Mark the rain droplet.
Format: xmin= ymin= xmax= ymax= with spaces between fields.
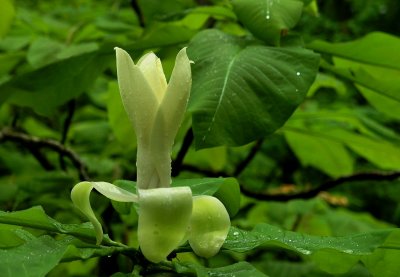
xmin=343 ymin=249 xmax=354 ymax=254
xmin=233 ymin=231 xmax=239 ymax=236
xmin=296 ymin=72 xmax=301 ymax=76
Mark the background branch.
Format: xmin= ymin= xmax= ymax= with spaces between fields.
xmin=172 ymin=128 xmax=194 ymax=177
xmin=233 ymin=139 xmax=263 ymax=177
xmin=0 ymin=128 xmax=89 ymax=180
xmin=131 ymin=0 xmax=145 ymax=27
xmin=59 ymin=100 xmax=76 ymax=170
xmin=240 ymin=171 xmax=400 ymax=201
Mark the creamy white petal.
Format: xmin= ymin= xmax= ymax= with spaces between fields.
xmin=92 ymin=181 xmax=138 ymax=202
xmin=188 ymin=195 xmax=231 ymax=258
xmin=138 ymin=187 xmax=192 ymax=263
xmin=115 ymin=47 xmax=162 ymax=190
xmin=71 ymin=181 xmax=139 ymax=245
xmin=137 ymin=52 xmax=167 ymax=103
xmin=115 ymin=47 xmax=158 ymax=146
xmin=150 ymin=48 xmax=192 ymax=188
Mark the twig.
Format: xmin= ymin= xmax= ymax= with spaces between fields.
xmin=171 ymin=128 xmax=194 ymax=177
xmin=27 ymin=146 xmax=55 ymax=171
xmin=180 ymin=164 xmax=227 ymax=177
xmin=59 ymin=100 xmax=76 ymax=170
xmin=240 ymin=171 xmax=400 ymax=201
xmin=233 ymin=139 xmax=263 ymax=177
xmin=131 ymin=0 xmax=145 ymax=27
xmin=0 ymin=128 xmax=89 ymax=180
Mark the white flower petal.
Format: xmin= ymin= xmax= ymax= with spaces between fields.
xmin=115 ymin=47 xmax=158 ymax=146
xmin=92 ymin=181 xmax=138 ymax=202
xmin=149 ymin=47 xmax=192 ymax=188
xmin=137 ymin=52 xmax=168 ymax=103
xmin=71 ymin=181 xmax=103 ymax=244
xmin=138 ymin=187 xmax=192 ymax=263
xmin=188 ymin=195 xmax=231 ymax=258
xmin=71 ymin=181 xmax=138 ymax=244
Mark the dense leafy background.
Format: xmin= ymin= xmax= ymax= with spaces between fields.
xmin=1 ymin=0 xmax=400 ymax=276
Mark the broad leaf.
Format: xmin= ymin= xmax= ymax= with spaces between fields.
xmin=188 ymin=29 xmax=319 ymax=148
xmin=0 ymin=50 xmax=113 ymax=115
xmin=0 ymin=206 xmax=120 ymax=246
xmin=0 ymin=229 xmax=131 ymax=277
xmin=0 ymin=52 xmax=24 ymax=76
xmin=0 ymin=232 xmax=72 ymax=277
xmin=223 ymin=224 xmax=398 ymax=274
xmin=284 ymin=127 xmax=354 ymax=177
xmin=308 ymin=32 xmax=400 ymax=104
xmin=308 ymin=32 xmax=400 ymax=71
xmin=174 ymin=261 xmax=269 ymax=277
xmin=232 ymin=0 xmax=303 ymax=45
xmin=332 ymin=58 xmax=400 ymax=119
xmin=0 ymin=0 xmax=15 ymax=38
xmin=326 ymin=129 xmax=400 ymax=171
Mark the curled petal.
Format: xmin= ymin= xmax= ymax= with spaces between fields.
xmin=71 ymin=181 xmax=138 ymax=244
xmin=137 ymin=52 xmax=168 ymax=103
xmin=154 ymin=47 xmax=192 ymax=150
xmin=188 ymin=195 xmax=231 ymax=258
xmin=138 ymin=187 xmax=192 ymax=263
xmin=150 ymin=47 xmax=192 ymax=188
xmin=114 ymin=47 xmax=158 ymax=147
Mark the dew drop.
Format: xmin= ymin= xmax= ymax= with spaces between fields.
xmin=233 ymin=231 xmax=239 ymax=236
xmin=296 ymin=72 xmax=301 ymax=76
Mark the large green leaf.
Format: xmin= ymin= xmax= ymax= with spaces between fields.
xmin=332 ymin=58 xmax=400 ymax=119
xmin=362 ymin=230 xmax=400 ymax=277
xmin=0 ymin=229 xmax=131 ymax=277
xmin=174 ymin=261 xmax=269 ymax=277
xmin=285 ymin=128 xmax=353 ymax=177
xmin=223 ymin=224 xmax=399 ymax=275
xmin=308 ymin=32 xmax=400 ymax=105
xmin=0 ymin=232 xmax=72 ymax=277
xmin=0 ymin=52 xmax=24 ymax=76
xmin=0 ymin=206 xmax=120 ymax=246
xmin=187 ymin=29 xmax=319 ymax=148
xmin=308 ymin=32 xmax=400 ymax=71
xmin=326 ymin=129 xmax=400 ymax=171
xmin=0 ymin=50 xmax=113 ymax=115
xmin=0 ymin=0 xmax=15 ymax=38
xmin=232 ymin=0 xmax=303 ymax=45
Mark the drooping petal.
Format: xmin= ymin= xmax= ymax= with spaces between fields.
xmin=71 ymin=181 xmax=138 ymax=244
xmin=71 ymin=181 xmax=103 ymax=244
xmin=150 ymin=47 xmax=192 ymax=188
xmin=138 ymin=187 xmax=193 ymax=263
xmin=114 ymin=47 xmax=158 ymax=146
xmin=137 ymin=52 xmax=168 ymax=103
xmin=188 ymin=195 xmax=230 ymax=258
xmin=92 ymin=181 xmax=139 ymax=202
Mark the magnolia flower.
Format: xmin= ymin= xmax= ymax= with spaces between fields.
xmin=71 ymin=47 xmax=231 ymax=263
